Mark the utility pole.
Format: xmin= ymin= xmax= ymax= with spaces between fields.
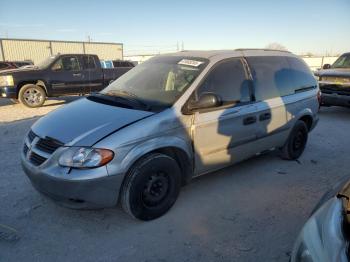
xmin=181 ymin=41 xmax=184 ymax=51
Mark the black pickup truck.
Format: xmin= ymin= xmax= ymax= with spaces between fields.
xmin=316 ymin=52 xmax=350 ymax=107
xmin=0 ymin=54 xmax=133 ymax=107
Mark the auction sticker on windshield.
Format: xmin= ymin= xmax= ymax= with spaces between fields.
xmin=178 ymin=59 xmax=204 ymax=67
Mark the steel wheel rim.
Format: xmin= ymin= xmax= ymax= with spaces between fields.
xmin=293 ymin=130 xmax=305 ymax=151
xmin=23 ymin=88 xmax=43 ymax=106
xmin=142 ymin=172 xmax=170 ymax=207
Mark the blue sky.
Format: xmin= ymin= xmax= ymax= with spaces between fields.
xmin=0 ymin=0 xmax=349 ymax=55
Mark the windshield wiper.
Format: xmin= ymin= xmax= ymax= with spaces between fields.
xmin=104 ymin=90 xmax=151 ymax=111
xmin=106 ymin=90 xmax=137 ymax=97
xmin=87 ymin=93 xmax=134 ymax=109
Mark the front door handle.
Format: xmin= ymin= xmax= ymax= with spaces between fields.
xmin=259 ymin=112 xmax=271 ymax=121
xmin=243 ymin=116 xmax=257 ymax=125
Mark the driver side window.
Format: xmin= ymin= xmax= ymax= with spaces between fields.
xmin=52 ymin=56 xmax=80 ymax=71
xmin=196 ymin=58 xmax=250 ymax=106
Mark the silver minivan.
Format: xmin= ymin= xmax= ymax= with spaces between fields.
xmin=21 ymin=49 xmax=319 ymax=220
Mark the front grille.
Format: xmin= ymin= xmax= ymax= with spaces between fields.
xmin=29 ymin=151 xmax=47 ymax=166
xmin=24 ymin=129 xmax=63 ymax=166
xmin=321 ymin=86 xmax=350 ymax=96
xmin=23 ymin=144 xmax=29 ymax=155
xmin=28 ymin=130 xmax=36 ymax=143
xmin=36 ymin=138 xmax=62 ymax=154
xmin=322 ymin=76 xmax=350 ymax=83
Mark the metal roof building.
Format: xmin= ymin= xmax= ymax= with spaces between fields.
xmin=0 ymin=38 xmax=123 ymax=64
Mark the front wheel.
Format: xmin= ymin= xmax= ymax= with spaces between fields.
xmin=18 ymin=84 xmax=46 ymax=108
xmin=121 ymin=153 xmax=182 ymax=220
xmin=280 ymin=120 xmax=308 ymax=160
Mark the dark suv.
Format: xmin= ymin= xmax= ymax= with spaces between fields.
xmin=316 ymin=52 xmax=350 ymax=107
xmin=0 ymin=54 xmax=132 ymax=107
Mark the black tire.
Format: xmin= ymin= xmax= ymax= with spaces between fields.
xmin=18 ymin=84 xmax=46 ymax=108
xmin=121 ymin=153 xmax=182 ymax=221
xmin=280 ymin=120 xmax=308 ymax=160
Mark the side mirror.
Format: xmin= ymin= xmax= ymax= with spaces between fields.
xmin=188 ymin=93 xmax=222 ymax=111
xmin=52 ymin=64 xmax=62 ymax=71
xmin=322 ymin=64 xmax=331 ymax=70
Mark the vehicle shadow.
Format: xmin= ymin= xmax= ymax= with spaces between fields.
xmin=0 ymin=96 xmax=83 ymax=124
xmin=319 ymin=106 xmax=350 ymax=117
xmin=41 ymin=96 xmax=83 ymax=107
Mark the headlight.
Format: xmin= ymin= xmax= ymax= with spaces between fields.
xmin=292 ymin=241 xmax=313 ymax=262
xmin=0 ymin=75 xmax=14 ymax=86
xmin=58 ymin=147 xmax=114 ymax=168
xmin=290 ymin=198 xmax=347 ymax=262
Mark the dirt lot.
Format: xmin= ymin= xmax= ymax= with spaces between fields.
xmin=0 ymin=98 xmax=349 ymax=262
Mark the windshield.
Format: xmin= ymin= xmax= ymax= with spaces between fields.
xmin=100 ymin=56 xmax=208 ymax=111
xmin=36 ymin=56 xmax=57 ymax=68
xmin=332 ymin=54 xmax=350 ymax=69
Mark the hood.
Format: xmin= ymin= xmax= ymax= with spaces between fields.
xmin=317 ymin=68 xmax=350 ymax=78
xmin=31 ymin=98 xmax=154 ymax=146
xmin=0 ymin=66 xmax=41 ymax=75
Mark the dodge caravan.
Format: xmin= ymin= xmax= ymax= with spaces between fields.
xmin=21 ymin=49 xmax=319 ymax=220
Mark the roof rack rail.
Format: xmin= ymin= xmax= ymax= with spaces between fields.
xmin=235 ymin=48 xmax=291 ymax=53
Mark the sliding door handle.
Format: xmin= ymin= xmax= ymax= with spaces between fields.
xmin=259 ymin=112 xmax=271 ymax=121
xmin=243 ymin=116 xmax=257 ymax=125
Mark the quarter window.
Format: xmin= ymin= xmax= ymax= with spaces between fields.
xmin=246 ymin=56 xmax=295 ymax=100
xmin=196 ymin=59 xmax=250 ymax=105
xmin=287 ymin=57 xmax=317 ymax=91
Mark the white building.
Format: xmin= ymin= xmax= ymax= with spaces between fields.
xmin=0 ymin=38 xmax=124 ymax=64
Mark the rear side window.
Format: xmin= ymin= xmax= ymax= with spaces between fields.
xmin=286 ymin=57 xmax=317 ymax=91
xmin=196 ymin=58 xmax=250 ymax=105
xmin=113 ymin=61 xmax=133 ymax=67
xmin=113 ymin=61 xmax=121 ymax=67
xmin=246 ymin=56 xmax=294 ymax=100
xmin=82 ymin=56 xmax=96 ymax=70
xmin=125 ymin=61 xmax=134 ymax=67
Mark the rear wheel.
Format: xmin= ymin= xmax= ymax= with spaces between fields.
xmin=19 ymin=84 xmax=46 ymax=108
xmin=121 ymin=153 xmax=182 ymax=220
xmin=280 ymin=120 xmax=308 ymax=160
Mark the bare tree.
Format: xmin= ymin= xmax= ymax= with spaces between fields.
xmin=265 ymin=42 xmax=288 ymax=51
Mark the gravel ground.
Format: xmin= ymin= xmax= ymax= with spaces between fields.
xmin=0 ymin=98 xmax=349 ymax=262
xmin=0 ymin=96 xmax=80 ymax=123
